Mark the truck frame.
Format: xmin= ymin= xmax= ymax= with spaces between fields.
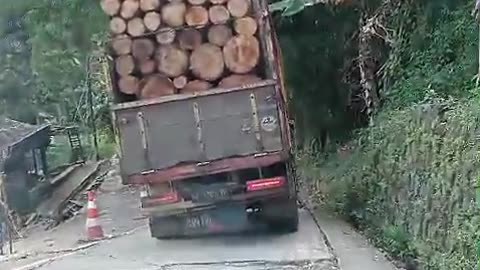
xmin=110 ymin=0 xmax=298 ymax=238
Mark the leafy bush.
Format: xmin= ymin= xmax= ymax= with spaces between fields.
xmin=299 ymin=100 xmax=480 ymax=269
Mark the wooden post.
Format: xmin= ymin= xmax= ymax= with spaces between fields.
xmin=32 ymin=149 xmax=38 ymax=175
xmin=0 ymin=173 xmax=13 ymax=254
xmin=87 ymin=56 xmax=100 ymax=161
xmin=40 ymin=147 xmax=49 ymax=179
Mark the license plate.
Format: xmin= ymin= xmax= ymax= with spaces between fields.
xmin=185 ymin=214 xmax=213 ymax=229
xmin=190 ymin=184 xmax=232 ymax=203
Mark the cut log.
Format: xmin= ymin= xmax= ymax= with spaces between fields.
xmin=156 ymin=45 xmax=189 ymax=77
xmin=162 ymin=3 xmax=186 ymax=27
xmin=156 ymin=28 xmax=176 ymax=44
xmin=101 ymin=0 xmax=121 ymax=16
xmin=173 ymin=75 xmax=188 ymax=89
xmin=210 ymin=0 xmax=227 ymax=4
xmin=111 ymin=35 xmax=132 ymax=55
xmin=127 ymin=18 xmax=146 ymax=37
xmin=139 ymin=59 xmax=156 ymax=75
xmin=182 ymin=80 xmax=212 ymax=93
xmin=209 ymin=5 xmax=230 ymax=25
xmin=227 ymin=0 xmax=250 ymax=18
xmin=219 ymin=74 xmax=261 ymax=88
xmin=110 ymin=17 xmax=127 ymax=34
xmin=185 ymin=6 xmax=209 ymax=27
xmin=115 ymin=55 xmax=135 ymax=76
xmin=140 ymin=0 xmax=160 ymax=11
xmin=139 ymin=74 xmax=175 ymax=98
xmin=132 ymin=38 xmax=155 ymax=61
xmin=207 ymin=24 xmax=232 ymax=46
xmin=144 ymin=12 xmax=161 ymax=32
xmin=118 ymin=75 xmax=139 ymax=95
xmin=234 ymin=17 xmax=257 ymax=35
xmin=190 ymin=44 xmax=225 ymax=81
xmin=188 ymin=0 xmax=206 ymax=5
xmin=121 ymin=0 xmax=140 ymax=19
xmin=223 ymin=35 xmax=259 ymax=74
xmin=178 ymin=29 xmax=202 ymax=50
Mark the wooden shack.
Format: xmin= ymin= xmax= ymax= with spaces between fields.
xmin=0 ymin=118 xmax=51 ymax=215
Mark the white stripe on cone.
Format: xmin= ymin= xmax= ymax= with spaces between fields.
xmin=86 ymin=217 xmax=100 ymax=228
xmin=87 ymin=200 xmax=96 ymax=209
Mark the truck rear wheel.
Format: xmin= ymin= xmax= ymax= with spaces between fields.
xmin=278 ymin=199 xmax=299 ymax=232
xmin=148 ymin=216 xmax=180 ymax=239
xmin=264 ymin=198 xmax=299 ymax=233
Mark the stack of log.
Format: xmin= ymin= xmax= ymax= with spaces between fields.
xmin=101 ymin=0 xmax=264 ymax=100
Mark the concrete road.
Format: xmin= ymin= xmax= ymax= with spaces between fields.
xmin=15 ymin=210 xmax=337 ymax=270
xmin=1 ymin=160 xmax=397 ymax=270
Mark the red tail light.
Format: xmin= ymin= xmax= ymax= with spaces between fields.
xmin=246 ymin=176 xmax=286 ymax=192
xmin=143 ymin=192 xmax=179 ymax=207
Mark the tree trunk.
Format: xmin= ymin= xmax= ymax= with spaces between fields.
xmin=127 ymin=18 xmax=146 ymax=37
xmin=118 ymin=75 xmax=139 ymax=95
xmin=181 ymin=80 xmax=212 ymax=93
xmin=209 ymin=5 xmax=230 ymax=25
xmin=101 ymin=0 xmax=121 ymax=16
xmin=190 ymin=44 xmax=225 ymax=81
xmin=121 ymin=0 xmax=140 ymax=19
xmin=156 ymin=27 xmax=176 ymax=44
xmin=156 ymin=45 xmax=189 ymax=77
xmin=173 ymin=75 xmax=188 ymax=89
xmin=132 ymin=38 xmax=155 ymax=61
xmin=162 ymin=3 xmax=187 ymax=27
xmin=188 ymin=0 xmax=206 ymax=5
xmin=358 ymin=12 xmax=380 ymax=119
xmin=223 ymin=35 xmax=259 ymax=74
xmin=140 ymin=0 xmax=160 ymax=12
xmin=234 ymin=17 xmax=257 ymax=36
xmin=185 ymin=6 xmax=209 ymax=27
xmin=178 ymin=29 xmax=202 ymax=50
xmin=111 ymin=35 xmax=132 ymax=55
xmin=139 ymin=59 xmax=156 ymax=75
xmin=208 ymin=24 xmax=232 ymax=46
xmin=227 ymin=0 xmax=250 ymax=18
xmin=115 ymin=55 xmax=135 ymax=76
xmin=144 ymin=12 xmax=161 ymax=32
xmin=219 ymin=74 xmax=261 ymax=88
xmin=110 ymin=17 xmax=127 ymax=34
xmin=139 ymin=74 xmax=175 ymax=98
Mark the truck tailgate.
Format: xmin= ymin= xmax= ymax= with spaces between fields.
xmin=114 ymin=81 xmax=285 ymax=177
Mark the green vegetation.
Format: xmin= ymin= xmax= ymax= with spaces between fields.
xmin=277 ymin=0 xmax=480 ymax=269
xmin=298 ymin=100 xmax=479 ymax=269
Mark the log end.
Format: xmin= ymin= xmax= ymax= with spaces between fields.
xmin=139 ymin=74 xmax=176 ymax=99
xmin=190 ymin=44 xmax=225 ymax=81
xmin=223 ymin=35 xmax=259 ymax=74
xmin=181 ymin=80 xmax=212 ymax=94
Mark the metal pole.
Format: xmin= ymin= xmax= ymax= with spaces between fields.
xmin=87 ymin=56 xmax=100 ymax=161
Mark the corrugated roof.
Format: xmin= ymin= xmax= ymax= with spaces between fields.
xmin=0 ymin=117 xmax=39 ymax=151
xmin=0 ymin=118 xmax=50 ymax=170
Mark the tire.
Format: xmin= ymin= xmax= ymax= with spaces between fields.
xmin=148 ymin=216 xmax=180 ymax=239
xmin=265 ymin=199 xmax=299 ymax=233
xmin=280 ymin=200 xmax=299 ymax=232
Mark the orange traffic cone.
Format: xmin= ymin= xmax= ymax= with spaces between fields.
xmin=86 ymin=191 xmax=104 ymax=240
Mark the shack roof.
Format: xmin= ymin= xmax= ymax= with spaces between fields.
xmin=0 ymin=118 xmax=50 ymax=169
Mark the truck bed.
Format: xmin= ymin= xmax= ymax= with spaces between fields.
xmin=114 ymin=80 xmax=289 ymax=183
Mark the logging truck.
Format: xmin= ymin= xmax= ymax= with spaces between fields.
xmin=101 ymin=0 xmax=298 ymax=238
